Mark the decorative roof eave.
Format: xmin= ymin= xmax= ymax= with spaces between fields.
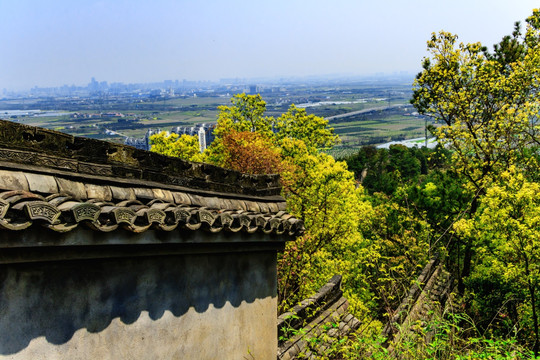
xmin=0 ymin=189 xmax=304 ymax=237
xmin=0 ymin=166 xmax=304 ymax=237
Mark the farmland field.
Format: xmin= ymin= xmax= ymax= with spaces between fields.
xmin=0 ymin=78 xmax=428 ymax=150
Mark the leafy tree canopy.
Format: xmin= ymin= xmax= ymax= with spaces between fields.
xmin=214 ymin=93 xmax=273 ymax=137
xmin=411 ymin=9 xmax=540 ymax=355
xmin=274 ymin=104 xmax=339 ymax=151
xmin=412 ymin=10 xmax=540 ymax=191
xmin=149 ymin=131 xmax=203 ymax=162
xmin=456 ymin=167 xmax=540 ymax=353
xmin=220 ymin=130 xmax=282 ymax=175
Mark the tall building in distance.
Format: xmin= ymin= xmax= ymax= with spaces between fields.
xmin=124 ymin=128 xmax=160 ymax=150
xmin=198 ymin=127 xmax=207 ymax=153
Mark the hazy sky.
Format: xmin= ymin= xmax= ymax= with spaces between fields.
xmin=0 ymin=1 xmax=538 ymax=90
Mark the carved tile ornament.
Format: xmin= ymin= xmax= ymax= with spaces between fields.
xmin=71 ymin=203 xmax=101 ymax=222
xmin=112 ymin=208 xmax=137 ymax=225
xmin=24 ymin=202 xmax=61 ymax=224
xmin=198 ymin=210 xmax=215 ymax=225
xmin=173 ymin=209 xmax=191 ymax=223
xmin=144 ymin=209 xmax=166 ymax=224
xmin=0 ymin=189 xmax=304 ymax=236
xmin=0 ymin=149 xmax=78 ymax=171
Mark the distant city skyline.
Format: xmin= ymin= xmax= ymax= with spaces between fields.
xmin=20 ymin=71 xmax=415 ymax=91
xmin=1 ymin=1 xmax=538 ymax=91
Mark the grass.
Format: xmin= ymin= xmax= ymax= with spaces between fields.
xmin=158 ymin=96 xmax=230 ymax=107
xmin=329 ymin=112 xmax=425 ymax=149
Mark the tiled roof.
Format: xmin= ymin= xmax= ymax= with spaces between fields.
xmin=0 ymin=189 xmax=302 ymax=235
xmin=0 ymin=120 xmax=303 ymax=237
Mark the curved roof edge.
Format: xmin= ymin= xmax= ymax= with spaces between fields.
xmin=0 ymin=189 xmax=303 ymax=237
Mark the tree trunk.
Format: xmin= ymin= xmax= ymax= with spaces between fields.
xmin=525 ymin=253 xmax=539 ymax=356
xmin=458 ymin=197 xmax=479 ymax=296
xmin=529 ymin=282 xmax=539 ymax=357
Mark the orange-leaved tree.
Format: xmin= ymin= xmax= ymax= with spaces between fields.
xmin=220 ymin=130 xmax=282 ymax=175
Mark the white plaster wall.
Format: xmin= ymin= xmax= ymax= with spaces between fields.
xmin=0 ymin=248 xmax=279 ymax=360
xmin=3 ymin=298 xmax=276 ymax=360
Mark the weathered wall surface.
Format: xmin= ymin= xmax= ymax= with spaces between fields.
xmin=0 ymin=245 xmax=278 ymax=360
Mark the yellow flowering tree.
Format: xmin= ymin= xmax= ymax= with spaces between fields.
xmin=274 ymin=104 xmax=339 ymax=151
xmin=458 ymin=168 xmax=540 ymax=355
xmin=204 ymin=93 xmax=274 ymax=165
xmin=150 ymin=131 xmax=204 ymax=162
xmin=277 ymin=137 xmax=374 ymax=315
xmin=412 ymin=10 xmax=540 ymax=294
xmin=412 ymin=28 xmax=540 ymax=191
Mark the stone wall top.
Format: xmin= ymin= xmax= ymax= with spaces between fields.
xmin=0 ymin=120 xmax=282 ymax=197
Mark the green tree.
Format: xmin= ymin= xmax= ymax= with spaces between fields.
xmin=344 ymin=145 xmax=439 ymax=196
xmin=204 ymin=93 xmax=274 ymax=165
xmin=456 ymin=167 xmax=540 ymax=354
xmin=274 ymin=104 xmax=339 ymax=151
xmin=483 ymin=21 xmax=527 ymax=68
xmin=150 ymin=131 xmax=203 ymax=162
xmin=411 ymin=10 xmax=540 ymax=294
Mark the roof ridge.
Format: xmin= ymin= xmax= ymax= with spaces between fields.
xmin=0 ymin=120 xmax=282 ymax=196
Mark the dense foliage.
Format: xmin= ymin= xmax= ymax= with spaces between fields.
xmin=409 ymin=8 xmax=540 ymax=357
xmin=150 ymin=9 xmax=540 ymax=358
xmin=149 ymin=131 xmax=203 ymax=162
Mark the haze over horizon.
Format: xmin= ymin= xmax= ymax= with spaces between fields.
xmin=1 ymin=0 xmax=538 ymax=91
